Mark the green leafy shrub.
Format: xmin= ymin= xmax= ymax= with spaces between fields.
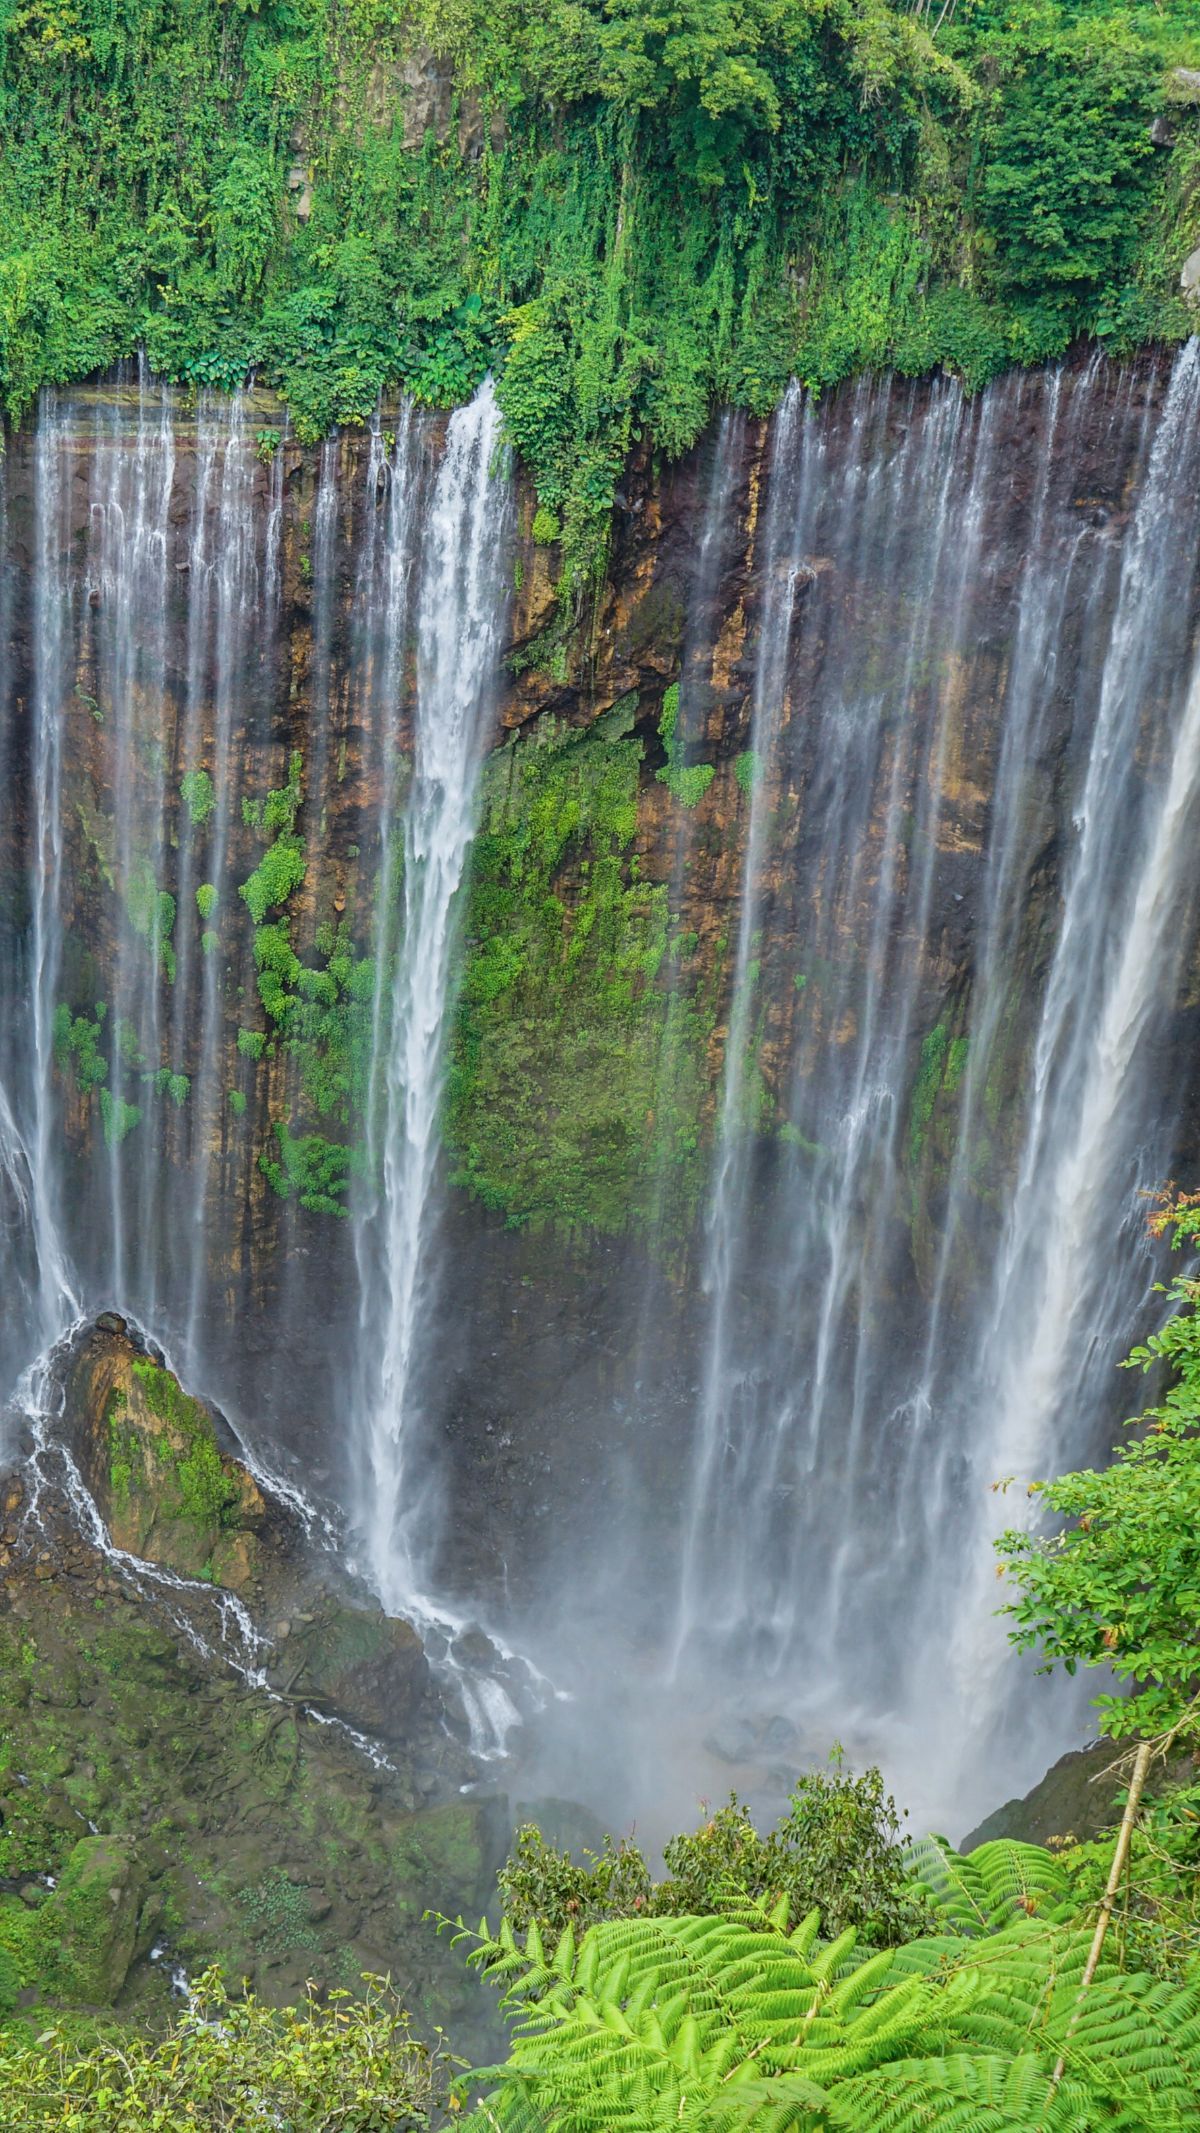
xmin=52 ymin=1004 xmax=107 ymax=1092
xmin=978 ymin=24 xmax=1156 ymax=309
xmin=180 ymin=771 xmax=215 ymax=829
xmin=0 ymin=1967 xmax=443 ymax=2130
xmin=454 ymin=1894 xmax=1200 ymax=2133
xmin=998 ymin=1190 xmax=1200 ymax=1739
xmin=129 ymin=1358 xmax=241 ymax=1530
xmin=498 ymin=1757 xmax=931 ymax=1949
xmin=733 ymin=748 xmax=760 ymax=795
xmin=212 ymin=143 xmax=279 ymax=303
xmin=124 ymin=863 xmax=175 ymax=978
xmin=655 ymin=682 xmax=715 ymax=808
xmin=240 ymin=836 xmax=305 ymax=925
xmin=259 ymin=1121 xmax=355 ymax=1217
xmin=1061 ymin=1781 xmax=1200 ymax=1978
xmin=98 ymin=1090 xmax=140 ymax=1147
xmin=195 ymin=882 xmax=217 ymax=920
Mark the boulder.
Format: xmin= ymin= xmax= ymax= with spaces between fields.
xmin=64 ymin=1321 xmax=266 ymax=1585
xmin=35 ymin=1836 xmax=144 ymax=2004
xmin=389 ymin=1796 xmax=511 ymax=1919
xmin=271 ymin=1600 xmax=431 ymax=1740
xmin=1182 ymin=244 xmax=1200 ymax=303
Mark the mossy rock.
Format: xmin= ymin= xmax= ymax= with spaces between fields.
xmin=389 ymin=1798 xmax=509 ymax=1919
xmin=63 ymin=1321 xmax=265 ymax=1583
xmin=272 ymin=1603 xmax=431 ymax=1741
xmin=0 ymin=1837 xmax=145 ymax=2006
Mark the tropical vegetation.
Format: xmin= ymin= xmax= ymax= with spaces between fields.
xmin=998 ymin=1189 xmax=1200 ymax=1747
xmin=4 ymin=1 xmax=1200 ymax=594
xmin=451 ymin=1843 xmax=1200 ymax=2132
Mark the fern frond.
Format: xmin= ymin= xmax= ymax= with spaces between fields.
xmin=815 ymin=2052 xmax=1099 ymax=2133
xmin=908 ymin=1836 xmax=1074 ymax=1935
xmin=465 ymin=1905 xmax=1200 ymax=2133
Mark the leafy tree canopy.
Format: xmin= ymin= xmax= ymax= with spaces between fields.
xmin=499 ymin=1754 xmax=932 ymax=1947
xmin=998 ymin=1192 xmax=1200 ymax=1742
xmin=2 ymin=1 xmax=1199 ymax=588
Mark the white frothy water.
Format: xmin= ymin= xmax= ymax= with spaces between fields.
xmin=669 ymin=348 xmax=1200 ymax=1821
xmin=948 ymin=342 xmax=1200 ymax=1738
xmin=347 ymin=380 xmax=529 ymax=1756
xmin=355 ymin=380 xmax=511 ymax=1607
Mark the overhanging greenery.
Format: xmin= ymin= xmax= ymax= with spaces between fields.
xmin=3 ymin=1 xmax=1200 ymax=598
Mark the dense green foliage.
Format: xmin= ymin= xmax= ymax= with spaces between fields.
xmin=453 ymin=1854 xmax=1200 ymax=2132
xmin=1062 ymin=1780 xmax=1200 ymax=1979
xmin=3 ymin=1 xmax=1200 ymax=594
xmin=498 ymin=1759 xmax=931 ymax=1948
xmin=447 ymin=710 xmax=718 ymax=1235
xmin=0 ymin=1969 xmax=444 ymax=2130
xmin=235 ymin=750 xmax=377 ymax=1210
xmin=997 ymin=1193 xmax=1200 ymax=1742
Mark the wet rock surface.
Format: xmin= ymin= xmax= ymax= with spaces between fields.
xmin=961 ymin=1736 xmax=1199 ymax=1851
xmin=0 ymin=1323 xmax=516 ymax=2046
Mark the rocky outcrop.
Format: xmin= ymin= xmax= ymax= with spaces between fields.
xmin=270 ymin=1604 xmax=430 ymax=1744
xmin=59 ymin=1317 xmax=442 ymax=1746
xmin=0 ymin=1835 xmax=147 ymax=2009
xmin=0 ymin=1344 xmax=514 ymax=2041
xmin=67 ymin=1316 xmax=269 ymax=1583
xmin=961 ymin=1737 xmax=1199 ymax=1851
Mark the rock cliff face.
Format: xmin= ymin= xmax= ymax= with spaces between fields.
xmin=0 ymin=376 xmax=768 ymax=1529
xmin=3 ymin=349 xmax=1200 ymax=1817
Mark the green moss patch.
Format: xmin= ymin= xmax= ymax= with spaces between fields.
xmin=447 ymin=717 xmax=716 ymax=1237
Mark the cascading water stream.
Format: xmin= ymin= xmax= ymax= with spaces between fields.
xmin=27 ymin=392 xmax=81 ymax=1357
xmin=673 ymin=380 xmax=806 ymax=1665
xmin=678 ymin=375 xmax=1004 ymax=1661
xmin=668 ymin=347 xmax=1200 ymax=1818
xmin=355 ymin=380 xmax=512 ymax=1597
xmin=181 ymin=394 xmax=264 ymax=1368
xmin=946 ymin=341 xmax=1200 ymax=1741
xmin=87 ymin=367 xmax=176 ymax=1313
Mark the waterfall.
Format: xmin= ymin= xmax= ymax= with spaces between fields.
xmin=179 ymin=393 xmax=264 ymax=1367
xmin=23 ymin=392 xmax=82 ymax=1360
xmin=12 ymin=379 xmax=273 ymax=1399
xmin=946 ymin=342 xmax=1200 ymax=1744
xmin=670 ymin=348 xmax=1200 ymax=1815
xmin=8 ymin=351 xmax=1200 ymax=1823
xmin=86 ymin=368 xmax=176 ymax=1311
xmin=677 ymin=374 xmax=1002 ymax=1665
xmin=673 ymin=381 xmax=808 ymax=1662
xmin=355 ymin=379 xmax=512 ymax=1611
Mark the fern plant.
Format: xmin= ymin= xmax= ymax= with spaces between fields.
xmin=906 ymin=1834 xmax=1076 ymax=1934
xmin=451 ymin=1887 xmax=1200 ymax=2132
